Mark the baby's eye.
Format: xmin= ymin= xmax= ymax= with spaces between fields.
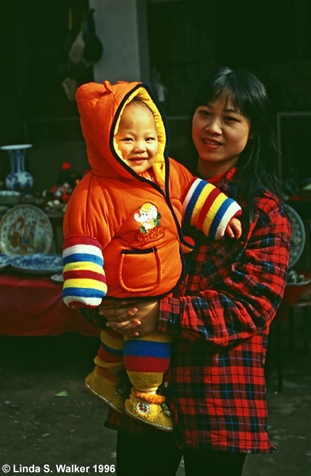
xmin=146 ymin=136 xmax=156 ymax=141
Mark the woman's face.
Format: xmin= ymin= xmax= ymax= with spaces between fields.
xmin=192 ymin=95 xmax=251 ymax=178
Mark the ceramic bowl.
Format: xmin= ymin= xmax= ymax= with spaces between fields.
xmin=0 ymin=191 xmax=21 ymax=207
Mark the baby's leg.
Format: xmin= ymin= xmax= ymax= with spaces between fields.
xmin=123 ymin=333 xmax=171 ymax=391
xmin=95 ymin=328 xmax=124 ymax=373
xmin=85 ymin=329 xmax=125 ymax=413
xmin=123 ymin=333 xmax=173 ymax=431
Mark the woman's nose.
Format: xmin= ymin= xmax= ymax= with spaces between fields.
xmin=206 ymin=118 xmax=222 ymax=134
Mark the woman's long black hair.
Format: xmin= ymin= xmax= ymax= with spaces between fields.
xmin=184 ymin=66 xmax=284 ymax=221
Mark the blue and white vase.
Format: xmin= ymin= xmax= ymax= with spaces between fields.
xmin=1 ymin=144 xmax=33 ymax=194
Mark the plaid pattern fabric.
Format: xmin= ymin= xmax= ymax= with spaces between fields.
xmin=104 ymin=167 xmax=290 ymax=453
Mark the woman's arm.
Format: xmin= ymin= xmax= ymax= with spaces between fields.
xmin=159 ymin=197 xmax=290 ymax=348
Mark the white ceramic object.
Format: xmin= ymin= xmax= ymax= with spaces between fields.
xmin=0 ymin=253 xmax=11 ymax=271
xmin=1 ymin=144 xmax=33 ymax=194
xmin=0 ymin=190 xmax=21 ymax=207
xmin=11 ymin=253 xmax=63 ymax=275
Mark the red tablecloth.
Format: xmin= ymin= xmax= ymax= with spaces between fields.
xmin=0 ymin=270 xmax=100 ymax=336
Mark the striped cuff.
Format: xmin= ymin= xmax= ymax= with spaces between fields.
xmin=62 ymin=235 xmax=107 ymax=308
xmin=182 ymin=178 xmax=241 ymax=240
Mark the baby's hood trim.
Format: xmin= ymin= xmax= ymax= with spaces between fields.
xmin=75 ymin=80 xmax=169 ymax=187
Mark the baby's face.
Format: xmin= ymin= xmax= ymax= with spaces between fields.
xmin=114 ymin=101 xmax=158 ymax=175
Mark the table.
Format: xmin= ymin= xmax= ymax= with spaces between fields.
xmin=0 ymin=269 xmax=100 ymax=337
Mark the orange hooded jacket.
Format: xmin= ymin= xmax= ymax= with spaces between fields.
xmin=62 ymin=81 xmax=241 ymax=307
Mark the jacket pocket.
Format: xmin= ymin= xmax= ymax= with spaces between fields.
xmin=119 ymin=247 xmax=162 ymax=293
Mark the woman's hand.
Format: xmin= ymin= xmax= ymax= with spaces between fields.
xmin=98 ymin=299 xmax=159 ymax=338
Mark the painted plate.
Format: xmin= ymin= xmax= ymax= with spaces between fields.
xmin=0 ymin=204 xmax=53 ymax=257
xmin=285 ymin=205 xmax=306 ymax=269
xmin=11 ymin=254 xmax=63 ymax=275
xmin=50 ymin=273 xmax=64 ymax=283
xmin=0 ymin=253 xmax=11 ymax=271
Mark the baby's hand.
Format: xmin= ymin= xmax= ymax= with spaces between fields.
xmin=225 ymin=217 xmax=242 ymax=239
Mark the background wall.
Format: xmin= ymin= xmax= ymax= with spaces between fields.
xmin=91 ymin=0 xmax=150 ymax=84
xmin=147 ymin=0 xmax=311 ymax=115
xmin=0 ymin=0 xmax=310 ymax=194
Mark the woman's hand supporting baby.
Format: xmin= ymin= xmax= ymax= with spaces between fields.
xmin=98 ymin=299 xmax=160 ymax=338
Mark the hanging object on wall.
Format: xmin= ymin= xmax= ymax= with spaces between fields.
xmin=69 ymin=28 xmax=85 ymax=65
xmin=63 ymin=7 xmax=103 ymax=101
xmin=82 ymin=8 xmax=103 ymax=66
xmin=151 ymin=67 xmax=168 ymax=104
xmin=68 ymin=8 xmax=103 ymax=67
xmin=62 ymin=77 xmax=78 ymax=101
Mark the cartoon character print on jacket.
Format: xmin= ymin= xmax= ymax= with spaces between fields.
xmin=134 ymin=202 xmax=161 ymax=234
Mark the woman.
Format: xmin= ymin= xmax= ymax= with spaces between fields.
xmin=97 ymin=66 xmax=291 ymax=476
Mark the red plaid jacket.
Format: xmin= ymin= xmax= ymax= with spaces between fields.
xmin=105 ymin=167 xmax=291 ymax=454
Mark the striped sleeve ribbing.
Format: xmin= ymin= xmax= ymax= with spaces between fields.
xmin=182 ymin=178 xmax=241 ymax=240
xmin=62 ymin=235 xmax=107 ymax=308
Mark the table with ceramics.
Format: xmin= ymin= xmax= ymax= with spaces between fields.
xmin=0 ymin=202 xmax=99 ymax=337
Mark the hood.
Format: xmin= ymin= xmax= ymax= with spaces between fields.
xmin=75 ymin=80 xmax=168 ymax=187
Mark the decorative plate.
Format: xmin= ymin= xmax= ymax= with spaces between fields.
xmin=0 ymin=204 xmax=53 ymax=257
xmin=285 ymin=205 xmax=306 ymax=269
xmin=50 ymin=273 xmax=64 ymax=283
xmin=0 ymin=253 xmax=11 ymax=271
xmin=11 ymin=254 xmax=63 ymax=275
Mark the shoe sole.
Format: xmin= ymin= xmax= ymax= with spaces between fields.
xmin=85 ymin=382 xmax=125 ymax=414
xmin=125 ymin=407 xmax=173 ymax=431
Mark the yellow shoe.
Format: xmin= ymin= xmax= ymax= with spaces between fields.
xmin=85 ymin=366 xmax=125 ymax=413
xmin=125 ymin=388 xmax=173 ymax=431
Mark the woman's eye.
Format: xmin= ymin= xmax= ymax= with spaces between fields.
xmin=225 ymin=116 xmax=238 ymax=122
